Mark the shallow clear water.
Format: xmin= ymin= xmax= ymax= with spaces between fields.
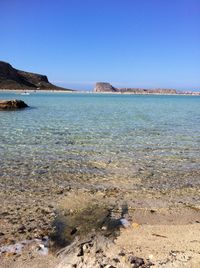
xmin=0 ymin=92 xmax=200 ymax=191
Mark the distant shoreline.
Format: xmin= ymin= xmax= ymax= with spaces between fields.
xmin=92 ymin=91 xmax=200 ymax=96
xmin=0 ymin=89 xmax=200 ymax=96
xmin=0 ymin=89 xmax=74 ymax=93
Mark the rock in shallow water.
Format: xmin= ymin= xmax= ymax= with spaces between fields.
xmin=0 ymin=99 xmax=28 ymax=110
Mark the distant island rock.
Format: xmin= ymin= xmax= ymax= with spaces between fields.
xmin=94 ymin=82 xmax=118 ymax=93
xmin=0 ymin=99 xmax=28 ymax=110
xmin=94 ymin=82 xmax=178 ymax=94
xmin=0 ymin=61 xmax=72 ymax=91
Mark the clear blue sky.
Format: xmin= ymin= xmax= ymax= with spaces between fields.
xmin=1 ymin=0 xmax=200 ymax=90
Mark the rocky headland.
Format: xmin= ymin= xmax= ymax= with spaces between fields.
xmin=94 ymin=82 xmax=200 ymax=95
xmin=0 ymin=61 xmax=72 ymax=91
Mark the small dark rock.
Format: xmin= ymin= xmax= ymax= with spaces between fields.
xmin=1 ymin=211 xmax=9 ymax=216
xmin=57 ymin=189 xmax=64 ymax=195
xmin=118 ymin=251 xmax=126 ymax=256
xmin=77 ymin=246 xmax=84 ymax=257
xmin=113 ymin=257 xmax=120 ymax=263
xmin=71 ymin=227 xmax=78 ymax=235
xmin=150 ymin=209 xmax=156 ymax=213
xmin=128 ymin=256 xmax=145 ymax=267
xmin=0 ymin=99 xmax=28 ymax=110
xmin=40 ymin=208 xmax=51 ymax=215
xmin=18 ymin=225 xmax=26 ymax=233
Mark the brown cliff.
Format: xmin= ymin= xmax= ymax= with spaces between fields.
xmin=0 ymin=61 xmax=72 ymax=91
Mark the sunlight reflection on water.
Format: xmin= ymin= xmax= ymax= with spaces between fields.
xmin=0 ymin=93 xmax=200 ymax=190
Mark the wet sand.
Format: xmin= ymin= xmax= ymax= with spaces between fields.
xmin=0 ymin=180 xmax=200 ymax=267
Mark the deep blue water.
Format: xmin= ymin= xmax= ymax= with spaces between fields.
xmin=0 ymin=92 xmax=200 ymax=190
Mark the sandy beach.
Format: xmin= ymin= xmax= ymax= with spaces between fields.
xmin=0 ymin=181 xmax=200 ymax=267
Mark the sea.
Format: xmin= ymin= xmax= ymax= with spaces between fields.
xmin=0 ymin=92 xmax=200 ymax=192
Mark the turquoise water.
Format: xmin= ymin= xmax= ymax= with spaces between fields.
xmin=0 ymin=92 xmax=200 ymax=191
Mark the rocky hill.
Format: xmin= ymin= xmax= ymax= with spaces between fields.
xmin=0 ymin=61 xmax=72 ymax=90
xmin=94 ymin=82 xmax=178 ymax=94
xmin=94 ymin=82 xmax=117 ymax=92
